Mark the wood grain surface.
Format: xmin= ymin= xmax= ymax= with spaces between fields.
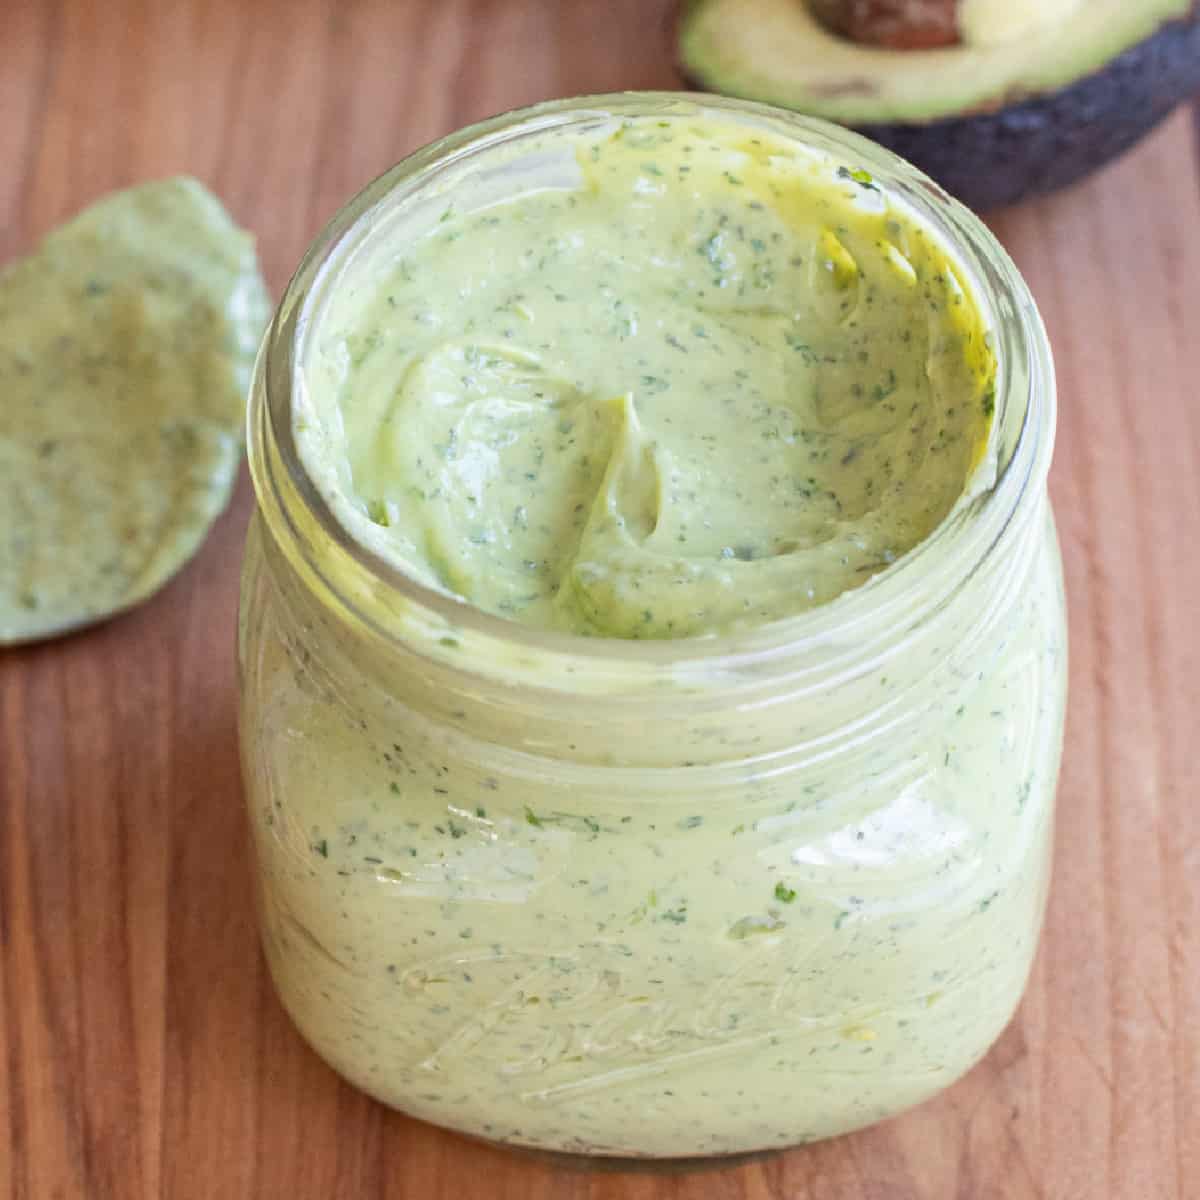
xmin=2 ymin=2 xmax=1198 ymax=1197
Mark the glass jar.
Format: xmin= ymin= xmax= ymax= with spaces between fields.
xmin=238 ymin=94 xmax=1065 ymax=1161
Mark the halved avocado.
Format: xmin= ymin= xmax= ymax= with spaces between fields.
xmin=678 ymin=0 xmax=1200 ymax=210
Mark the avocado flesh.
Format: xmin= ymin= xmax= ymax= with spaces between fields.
xmin=679 ymin=0 xmax=1194 ymax=123
xmin=958 ymin=0 xmax=1084 ymax=48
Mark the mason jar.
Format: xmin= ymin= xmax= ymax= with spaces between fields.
xmin=238 ymin=93 xmax=1066 ymax=1161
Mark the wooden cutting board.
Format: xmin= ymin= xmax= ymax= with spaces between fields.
xmin=2 ymin=2 xmax=1197 ymax=1196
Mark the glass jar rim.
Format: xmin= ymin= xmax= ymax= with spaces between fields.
xmin=252 ymin=91 xmax=1055 ymax=684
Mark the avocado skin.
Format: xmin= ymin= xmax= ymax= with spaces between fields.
xmin=678 ymin=8 xmax=1200 ymax=212
xmin=853 ymin=15 xmax=1200 ymax=210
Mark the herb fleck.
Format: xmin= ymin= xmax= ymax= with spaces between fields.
xmin=837 ymin=166 xmax=878 ymax=190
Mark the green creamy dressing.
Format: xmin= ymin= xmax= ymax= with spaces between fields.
xmin=247 ymin=114 xmax=1067 ymax=1158
xmin=0 ymin=178 xmax=270 ymax=643
xmin=299 ymin=120 xmax=995 ymax=638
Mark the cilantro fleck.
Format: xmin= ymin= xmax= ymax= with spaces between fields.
xmin=872 ymin=369 xmax=898 ymax=403
xmin=837 ymin=166 xmax=878 ymax=190
xmin=774 ymin=882 xmax=797 ymax=904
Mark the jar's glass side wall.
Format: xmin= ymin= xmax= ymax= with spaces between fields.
xmin=237 ymin=490 xmax=1066 ymax=1158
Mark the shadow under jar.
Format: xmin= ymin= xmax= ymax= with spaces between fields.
xmin=238 ymin=93 xmax=1066 ymax=1162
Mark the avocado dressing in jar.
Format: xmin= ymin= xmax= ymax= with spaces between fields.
xmin=239 ymin=94 xmax=1065 ymax=1161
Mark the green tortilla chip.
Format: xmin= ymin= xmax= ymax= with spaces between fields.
xmin=0 ymin=178 xmax=271 ymax=643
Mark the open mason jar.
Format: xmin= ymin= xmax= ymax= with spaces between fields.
xmin=239 ymin=93 xmax=1066 ymax=1161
